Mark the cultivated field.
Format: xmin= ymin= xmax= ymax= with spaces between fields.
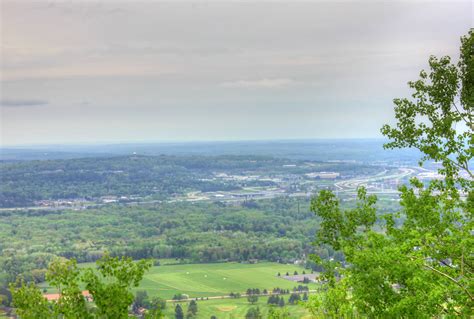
xmin=138 ymin=261 xmax=316 ymax=299
xmin=162 ymin=297 xmax=313 ymax=319
xmin=39 ymin=261 xmax=317 ymax=318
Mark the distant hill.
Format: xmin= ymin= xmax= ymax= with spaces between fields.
xmin=1 ymin=139 xmax=421 ymax=163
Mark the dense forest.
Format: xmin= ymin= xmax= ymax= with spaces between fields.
xmin=0 ymin=199 xmax=311 ymax=284
xmin=0 ymin=197 xmax=396 ymax=296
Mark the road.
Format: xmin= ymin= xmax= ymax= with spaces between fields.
xmin=334 ymin=167 xmax=417 ymax=194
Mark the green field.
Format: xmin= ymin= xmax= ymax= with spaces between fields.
xmin=163 ymin=297 xmax=312 ymax=319
xmin=138 ymin=261 xmax=316 ymax=300
xmin=144 ymin=261 xmax=315 ymax=318
xmin=39 ymin=261 xmax=316 ymax=318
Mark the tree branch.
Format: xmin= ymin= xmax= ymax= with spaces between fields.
xmin=423 ymin=263 xmax=473 ymax=301
xmin=452 ymin=102 xmax=472 ymax=127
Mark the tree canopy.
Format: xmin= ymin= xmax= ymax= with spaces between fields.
xmin=308 ymin=30 xmax=473 ymax=318
xmin=10 ymin=254 xmax=152 ymax=319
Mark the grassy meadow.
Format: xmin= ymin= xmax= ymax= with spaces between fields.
xmin=39 ymin=261 xmax=317 ymax=318
xmin=141 ymin=261 xmax=316 ymax=318
xmin=138 ymin=261 xmax=316 ymax=299
xmin=163 ymin=297 xmax=313 ymax=319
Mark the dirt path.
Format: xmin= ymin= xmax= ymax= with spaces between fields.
xmin=166 ymin=289 xmax=318 ymax=302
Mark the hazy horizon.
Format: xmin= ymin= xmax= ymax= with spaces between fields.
xmin=3 ymin=137 xmax=392 ymax=148
xmin=1 ymin=138 xmax=422 ymax=164
xmin=1 ymin=0 xmax=472 ymax=145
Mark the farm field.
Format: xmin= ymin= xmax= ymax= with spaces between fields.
xmin=163 ymin=297 xmax=312 ymax=319
xmin=139 ymin=261 xmax=316 ymax=300
xmin=39 ymin=261 xmax=317 ymax=300
xmin=38 ymin=261 xmax=317 ymax=318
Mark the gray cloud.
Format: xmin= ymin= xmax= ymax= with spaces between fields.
xmin=1 ymin=98 xmax=49 ymax=107
xmin=220 ymin=78 xmax=297 ymax=89
xmin=0 ymin=0 xmax=472 ymax=145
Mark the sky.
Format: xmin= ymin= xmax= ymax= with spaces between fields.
xmin=1 ymin=0 xmax=472 ymax=146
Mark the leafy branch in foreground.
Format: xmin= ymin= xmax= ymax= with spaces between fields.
xmin=307 ymin=30 xmax=473 ymax=318
xmin=10 ymin=254 xmax=153 ymax=319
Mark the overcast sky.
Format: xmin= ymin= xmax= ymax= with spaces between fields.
xmin=1 ymin=0 xmax=472 ymax=146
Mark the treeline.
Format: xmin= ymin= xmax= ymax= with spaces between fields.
xmin=0 ymin=193 xmax=391 ymax=307
xmin=0 ymin=198 xmax=352 ymax=296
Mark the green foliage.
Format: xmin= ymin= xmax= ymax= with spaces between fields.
xmin=186 ymin=300 xmax=198 ymax=318
xmin=309 ymin=31 xmax=473 ymax=317
xmin=267 ymin=307 xmax=290 ymax=319
xmin=132 ymin=290 xmax=165 ymax=318
xmin=133 ymin=290 xmax=149 ymax=311
xmin=278 ymin=297 xmax=284 ymax=308
xmin=306 ymin=278 xmax=353 ymax=318
xmin=245 ymin=306 xmax=262 ymax=319
xmin=144 ymin=308 xmax=164 ymax=319
xmin=9 ymin=280 xmax=51 ymax=319
xmin=381 ymin=33 xmax=473 ymax=190
xmin=82 ymin=254 xmax=151 ymax=318
xmin=10 ymin=254 xmax=152 ymax=318
xmin=46 ymin=258 xmax=90 ymax=318
xmin=247 ymin=295 xmax=259 ymax=304
xmin=175 ymin=303 xmax=184 ymax=319
xmin=287 ymin=293 xmax=300 ymax=305
xmin=0 ymin=197 xmax=327 ymax=286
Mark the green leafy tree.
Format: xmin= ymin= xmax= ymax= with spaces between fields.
xmin=302 ymin=292 xmax=308 ymax=301
xmin=82 ymin=254 xmax=151 ymax=318
xmin=175 ymin=303 xmax=184 ymax=319
xmin=305 ymin=277 xmax=352 ymax=318
xmin=278 ymin=297 xmax=285 ymax=307
xmin=267 ymin=307 xmax=290 ymax=319
xmin=10 ymin=254 xmax=152 ymax=319
xmin=150 ymin=296 xmax=166 ymax=312
xmin=134 ymin=293 xmax=165 ymax=318
xmin=245 ymin=307 xmax=261 ymax=319
xmin=145 ymin=308 xmax=164 ymax=319
xmin=307 ymin=31 xmax=473 ymax=318
xmin=247 ymin=294 xmax=258 ymax=304
xmin=133 ymin=290 xmax=150 ymax=311
xmin=288 ymin=293 xmax=301 ymax=305
xmin=186 ymin=299 xmax=198 ymax=318
xmin=2 ymin=253 xmax=23 ymax=285
xmin=9 ymin=280 xmax=51 ymax=319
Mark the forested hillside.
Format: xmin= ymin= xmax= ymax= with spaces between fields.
xmin=0 ymin=155 xmax=383 ymax=207
xmin=0 ymin=198 xmax=390 ymax=286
